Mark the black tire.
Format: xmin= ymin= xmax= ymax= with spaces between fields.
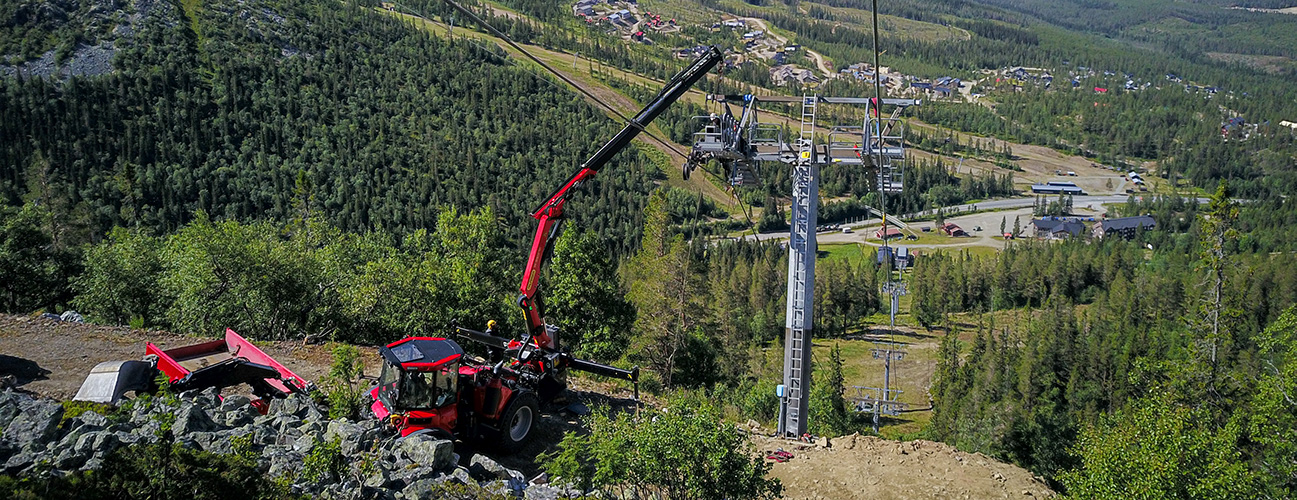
xmin=495 ymin=391 xmax=539 ymax=453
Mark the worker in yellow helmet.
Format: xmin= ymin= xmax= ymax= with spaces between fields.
xmin=485 ymin=319 xmax=503 ymax=361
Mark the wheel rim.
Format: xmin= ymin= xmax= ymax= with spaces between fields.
xmin=509 ymin=406 xmax=533 ymax=442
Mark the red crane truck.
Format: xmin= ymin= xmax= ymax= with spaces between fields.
xmin=367 ymin=47 xmax=723 ymax=451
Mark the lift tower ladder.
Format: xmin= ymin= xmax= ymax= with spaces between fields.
xmin=780 ymin=95 xmax=820 ymax=438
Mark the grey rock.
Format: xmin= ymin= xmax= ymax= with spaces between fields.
xmin=0 ymin=396 xmax=20 ymax=429
xmin=469 ymin=453 xmax=525 ymax=482
xmin=266 ymin=448 xmax=304 ymax=478
xmin=450 ymin=466 xmax=475 ymax=486
xmin=272 ymin=413 xmax=305 ymax=435
xmin=524 ymin=484 xmax=570 ymax=500
xmin=293 ymin=433 xmax=317 ymax=454
xmin=303 ymin=403 xmax=325 ymax=423
xmin=483 ymin=479 xmax=526 ymax=497
xmin=398 ymin=435 xmax=454 ymax=471
xmin=73 ymin=410 xmax=110 ymax=429
xmin=222 ymin=405 xmax=258 ymax=428
xmin=401 ymin=478 xmax=453 ymax=500
xmin=218 ymin=394 xmax=252 ymax=412
xmin=3 ymin=400 xmax=64 ymax=447
xmin=174 ymin=434 xmax=200 ymax=450
xmin=364 ymin=469 xmax=389 ymax=489
xmin=3 ymin=444 xmax=43 ymax=474
xmin=326 ymin=420 xmax=361 ymax=442
xmin=189 ymin=431 xmax=218 ymax=450
xmin=88 ymin=432 xmax=121 ymax=457
xmin=269 ymin=394 xmax=311 ymax=418
xmin=115 ymin=430 xmax=140 ymax=445
xmin=178 ymin=387 xmax=221 ymax=408
xmin=297 ymin=419 xmax=324 ymax=436
xmin=201 ymin=429 xmax=240 ymax=454
xmin=174 ymin=403 xmax=217 ymax=435
xmin=80 ymin=457 xmax=104 ymax=471
xmin=253 ymin=423 xmax=278 ymax=446
xmin=52 ymin=445 xmax=88 ymax=469
xmin=388 ymin=466 xmax=450 ymax=489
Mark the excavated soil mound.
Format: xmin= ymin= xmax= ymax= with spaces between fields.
xmin=753 ymin=431 xmax=1056 ymax=499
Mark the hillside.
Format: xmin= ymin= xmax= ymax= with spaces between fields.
xmin=3 ymin=0 xmax=1297 ymax=496
xmin=0 ymin=0 xmax=662 ymax=255
xmin=0 ymin=313 xmax=1055 ymax=498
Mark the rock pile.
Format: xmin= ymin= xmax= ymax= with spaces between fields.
xmin=0 ymin=390 xmax=574 ymax=499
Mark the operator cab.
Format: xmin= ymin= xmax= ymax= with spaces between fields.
xmin=370 ymin=337 xmax=464 ymax=434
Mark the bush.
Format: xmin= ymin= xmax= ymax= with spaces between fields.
xmin=0 ymin=443 xmax=293 ymax=500
xmin=323 ymin=343 xmax=366 ymax=420
xmin=543 ymin=394 xmax=782 ymax=499
xmin=300 ymin=438 xmax=346 ymax=483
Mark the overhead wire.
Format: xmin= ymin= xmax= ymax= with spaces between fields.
xmin=435 ymin=0 xmax=691 ymax=160
xmin=432 ymin=0 xmax=764 ymax=240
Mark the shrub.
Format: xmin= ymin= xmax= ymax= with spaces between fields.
xmin=0 ymin=443 xmax=293 ymax=500
xmin=323 ymin=343 xmax=366 ymax=420
xmin=543 ymin=394 xmax=782 ymax=500
xmin=300 ymin=438 xmax=346 ymax=483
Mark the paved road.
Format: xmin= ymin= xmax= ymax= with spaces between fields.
xmin=736 ymin=194 xmax=1208 ymax=242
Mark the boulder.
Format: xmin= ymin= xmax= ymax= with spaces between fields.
xmin=72 ymin=410 xmax=110 ymax=429
xmin=525 ymin=484 xmax=572 ymax=500
xmin=218 ymin=394 xmax=252 ymax=412
xmin=174 ymin=403 xmax=218 ymax=435
xmin=189 ymin=431 xmax=218 ymax=450
xmin=483 ymin=479 xmax=527 ymax=497
xmin=3 ymin=443 xmax=45 ymax=474
xmin=0 ymin=393 xmax=21 ymax=429
xmin=222 ymin=405 xmax=258 ymax=428
xmin=297 ymin=419 xmax=325 ymax=436
xmin=269 ymin=394 xmax=311 ymax=418
xmin=178 ymin=387 xmax=221 ymax=408
xmin=52 ymin=445 xmax=88 ymax=470
xmin=387 ymin=466 xmax=439 ymax=489
xmin=201 ymin=429 xmax=239 ymax=454
xmin=363 ymin=469 xmax=390 ymax=489
xmin=400 ymin=475 xmax=470 ymax=500
xmin=293 ymin=433 xmax=317 ymax=454
xmin=469 ymin=453 xmax=525 ymax=482
xmin=253 ymin=423 xmax=279 ymax=446
xmin=266 ymin=448 xmax=304 ymax=478
xmin=3 ymin=400 xmax=64 ymax=448
xmin=398 ymin=435 xmax=454 ymax=471
xmin=326 ymin=420 xmax=361 ymax=442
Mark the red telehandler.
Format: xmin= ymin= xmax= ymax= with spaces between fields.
xmin=366 ymin=47 xmax=723 ymax=451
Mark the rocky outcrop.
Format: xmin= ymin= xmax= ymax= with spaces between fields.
xmin=0 ymin=389 xmax=555 ymax=498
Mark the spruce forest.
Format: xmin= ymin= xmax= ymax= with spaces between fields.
xmin=2 ymin=0 xmax=1297 ymax=496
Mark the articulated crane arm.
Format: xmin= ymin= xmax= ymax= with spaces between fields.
xmin=517 ymin=47 xmax=723 ymax=351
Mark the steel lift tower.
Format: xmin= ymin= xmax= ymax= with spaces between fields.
xmin=686 ymin=94 xmax=918 ymax=438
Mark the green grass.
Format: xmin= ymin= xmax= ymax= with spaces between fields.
xmin=818 ymin=242 xmax=868 ymax=264
xmin=811 ymin=331 xmax=939 ymax=438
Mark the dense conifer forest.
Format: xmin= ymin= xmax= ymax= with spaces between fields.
xmin=2 ymin=0 xmax=1297 ymax=496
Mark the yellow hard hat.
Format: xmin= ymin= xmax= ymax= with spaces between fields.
xmin=487 ymin=320 xmax=498 ymax=329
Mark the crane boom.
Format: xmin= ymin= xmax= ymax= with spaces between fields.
xmin=518 ymin=47 xmax=723 ymax=350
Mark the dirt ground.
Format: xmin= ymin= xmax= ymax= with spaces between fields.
xmin=755 ymin=432 xmax=1056 ymax=499
xmin=0 ymin=314 xmax=357 ymax=400
xmin=0 ymin=313 xmax=1055 ymax=498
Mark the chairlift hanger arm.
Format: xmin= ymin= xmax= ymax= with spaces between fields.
xmin=517 ymin=47 xmax=723 ymax=349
